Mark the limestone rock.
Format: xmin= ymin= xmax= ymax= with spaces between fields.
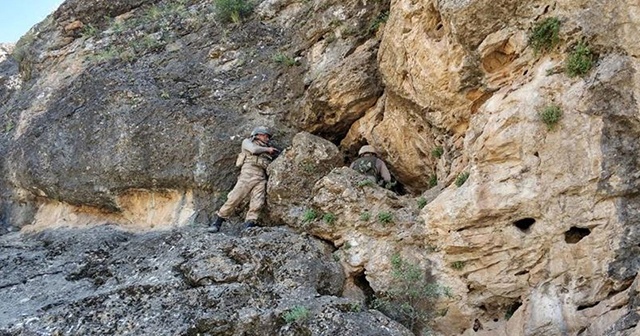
xmin=267 ymin=132 xmax=343 ymax=225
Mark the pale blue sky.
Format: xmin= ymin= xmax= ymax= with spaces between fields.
xmin=0 ymin=0 xmax=65 ymax=43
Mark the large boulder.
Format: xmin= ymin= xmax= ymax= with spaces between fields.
xmin=267 ymin=132 xmax=343 ymax=225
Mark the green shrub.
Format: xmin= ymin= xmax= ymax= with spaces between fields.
xmin=323 ymin=213 xmax=336 ymax=225
xmin=565 ymin=41 xmax=593 ymax=77
xmin=88 ymin=46 xmax=119 ymax=63
xmin=428 ymin=174 xmax=438 ymax=188
xmin=529 ymin=17 xmax=560 ymax=54
xmin=455 ymin=172 xmax=469 ymax=187
xmin=283 ymin=305 xmax=310 ymax=323
xmin=214 ymin=0 xmax=254 ymax=23
xmin=373 ymin=254 xmax=452 ymax=334
xmin=81 ymin=24 xmax=99 ymax=37
xmin=450 ymin=261 xmax=465 ymax=270
xmin=145 ymin=4 xmax=163 ymax=21
xmin=302 ymin=209 xmax=317 ymax=223
xmin=360 ymin=211 xmax=371 ymax=221
xmin=377 ymin=211 xmax=393 ymax=224
xmin=417 ymin=197 xmax=427 ymax=209
xmin=540 ymin=105 xmax=562 ymax=130
xmin=273 ymin=53 xmax=297 ymax=66
xmin=431 ymin=146 xmax=443 ymax=158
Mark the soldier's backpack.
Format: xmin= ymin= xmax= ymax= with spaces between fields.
xmin=351 ymin=156 xmax=379 ymax=180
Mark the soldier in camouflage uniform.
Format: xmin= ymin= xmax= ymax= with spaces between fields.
xmin=209 ymin=126 xmax=279 ymax=232
xmin=350 ymin=145 xmax=391 ymax=185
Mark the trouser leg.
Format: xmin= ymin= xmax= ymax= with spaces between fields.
xmin=245 ymin=179 xmax=266 ymax=221
xmin=217 ymin=177 xmax=252 ymax=219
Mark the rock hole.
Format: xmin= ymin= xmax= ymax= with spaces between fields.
xmin=505 ymin=300 xmax=522 ymax=320
xmin=534 ymin=151 xmax=539 ymax=157
xmin=513 ymin=218 xmax=535 ymax=232
xmin=436 ymin=23 xmax=443 ymax=30
xmin=565 ymin=227 xmax=591 ymax=244
xmin=543 ymin=5 xmax=549 ymax=14
xmin=577 ymin=301 xmax=600 ymax=311
xmin=523 ymin=69 xmax=528 ymax=76
xmin=493 ymin=318 xmax=498 ymax=322
xmin=514 ymin=270 xmax=529 ymax=276
xmin=473 ymin=319 xmax=483 ymax=331
xmin=354 ymin=270 xmax=376 ymax=307
xmin=479 ymin=305 xmax=487 ymax=312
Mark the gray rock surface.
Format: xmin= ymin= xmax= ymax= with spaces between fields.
xmin=0 ymin=225 xmax=411 ymax=335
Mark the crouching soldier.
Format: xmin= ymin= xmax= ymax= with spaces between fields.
xmin=209 ymin=126 xmax=279 ymax=232
xmin=350 ymin=145 xmax=392 ymax=187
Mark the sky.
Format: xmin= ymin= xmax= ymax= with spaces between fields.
xmin=0 ymin=0 xmax=65 ymax=43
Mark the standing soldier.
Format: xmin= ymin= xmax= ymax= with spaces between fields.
xmin=209 ymin=126 xmax=279 ymax=232
xmin=350 ymin=145 xmax=392 ymax=186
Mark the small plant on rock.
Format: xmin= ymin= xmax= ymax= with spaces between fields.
xmin=431 ymin=146 xmax=444 ymax=158
xmin=360 ymin=211 xmax=371 ymax=221
xmin=565 ymin=41 xmax=593 ymax=77
xmin=540 ymin=104 xmax=562 ymax=130
xmin=273 ymin=53 xmax=297 ymax=66
xmin=81 ymin=24 xmax=99 ymax=37
xmin=529 ymin=17 xmax=561 ymax=54
xmin=377 ymin=211 xmax=393 ymax=224
xmin=302 ymin=209 xmax=317 ymax=223
xmin=373 ymin=254 xmax=452 ymax=334
xmin=323 ymin=213 xmax=336 ymax=225
xmin=283 ymin=305 xmax=310 ymax=323
xmin=450 ymin=261 xmax=466 ymax=270
xmin=455 ymin=172 xmax=469 ymax=187
xmin=417 ymin=197 xmax=427 ymax=209
xmin=428 ymin=174 xmax=438 ymax=188
xmin=214 ymin=0 xmax=254 ymax=23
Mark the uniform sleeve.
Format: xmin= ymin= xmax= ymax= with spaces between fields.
xmin=242 ymin=138 xmax=270 ymax=154
xmin=349 ymin=161 xmax=357 ymax=169
xmin=376 ymin=159 xmax=391 ymax=182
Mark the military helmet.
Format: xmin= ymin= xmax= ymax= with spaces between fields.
xmin=358 ymin=145 xmax=377 ymax=156
xmin=251 ymin=126 xmax=272 ymax=137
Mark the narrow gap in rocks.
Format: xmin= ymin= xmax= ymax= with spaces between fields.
xmin=513 ymin=218 xmax=535 ymax=232
xmin=577 ymin=301 xmax=600 ymax=311
xmin=565 ymin=227 xmax=591 ymax=244
xmin=353 ymin=270 xmax=376 ymax=307
xmin=505 ymin=300 xmax=522 ymax=320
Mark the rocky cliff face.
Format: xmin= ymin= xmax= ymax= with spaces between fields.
xmin=1 ymin=0 xmax=639 ymax=335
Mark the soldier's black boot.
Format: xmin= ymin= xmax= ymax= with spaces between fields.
xmin=242 ymin=220 xmax=257 ymax=230
xmin=208 ymin=215 xmax=225 ymax=233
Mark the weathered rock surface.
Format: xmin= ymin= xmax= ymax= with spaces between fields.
xmin=267 ymin=132 xmax=343 ymax=225
xmin=2 ymin=0 xmax=640 ymax=335
xmin=0 ymin=225 xmax=412 ymax=335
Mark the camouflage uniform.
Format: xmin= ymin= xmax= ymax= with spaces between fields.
xmin=216 ymin=138 xmax=275 ymax=222
xmin=350 ymin=145 xmax=391 ymax=185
